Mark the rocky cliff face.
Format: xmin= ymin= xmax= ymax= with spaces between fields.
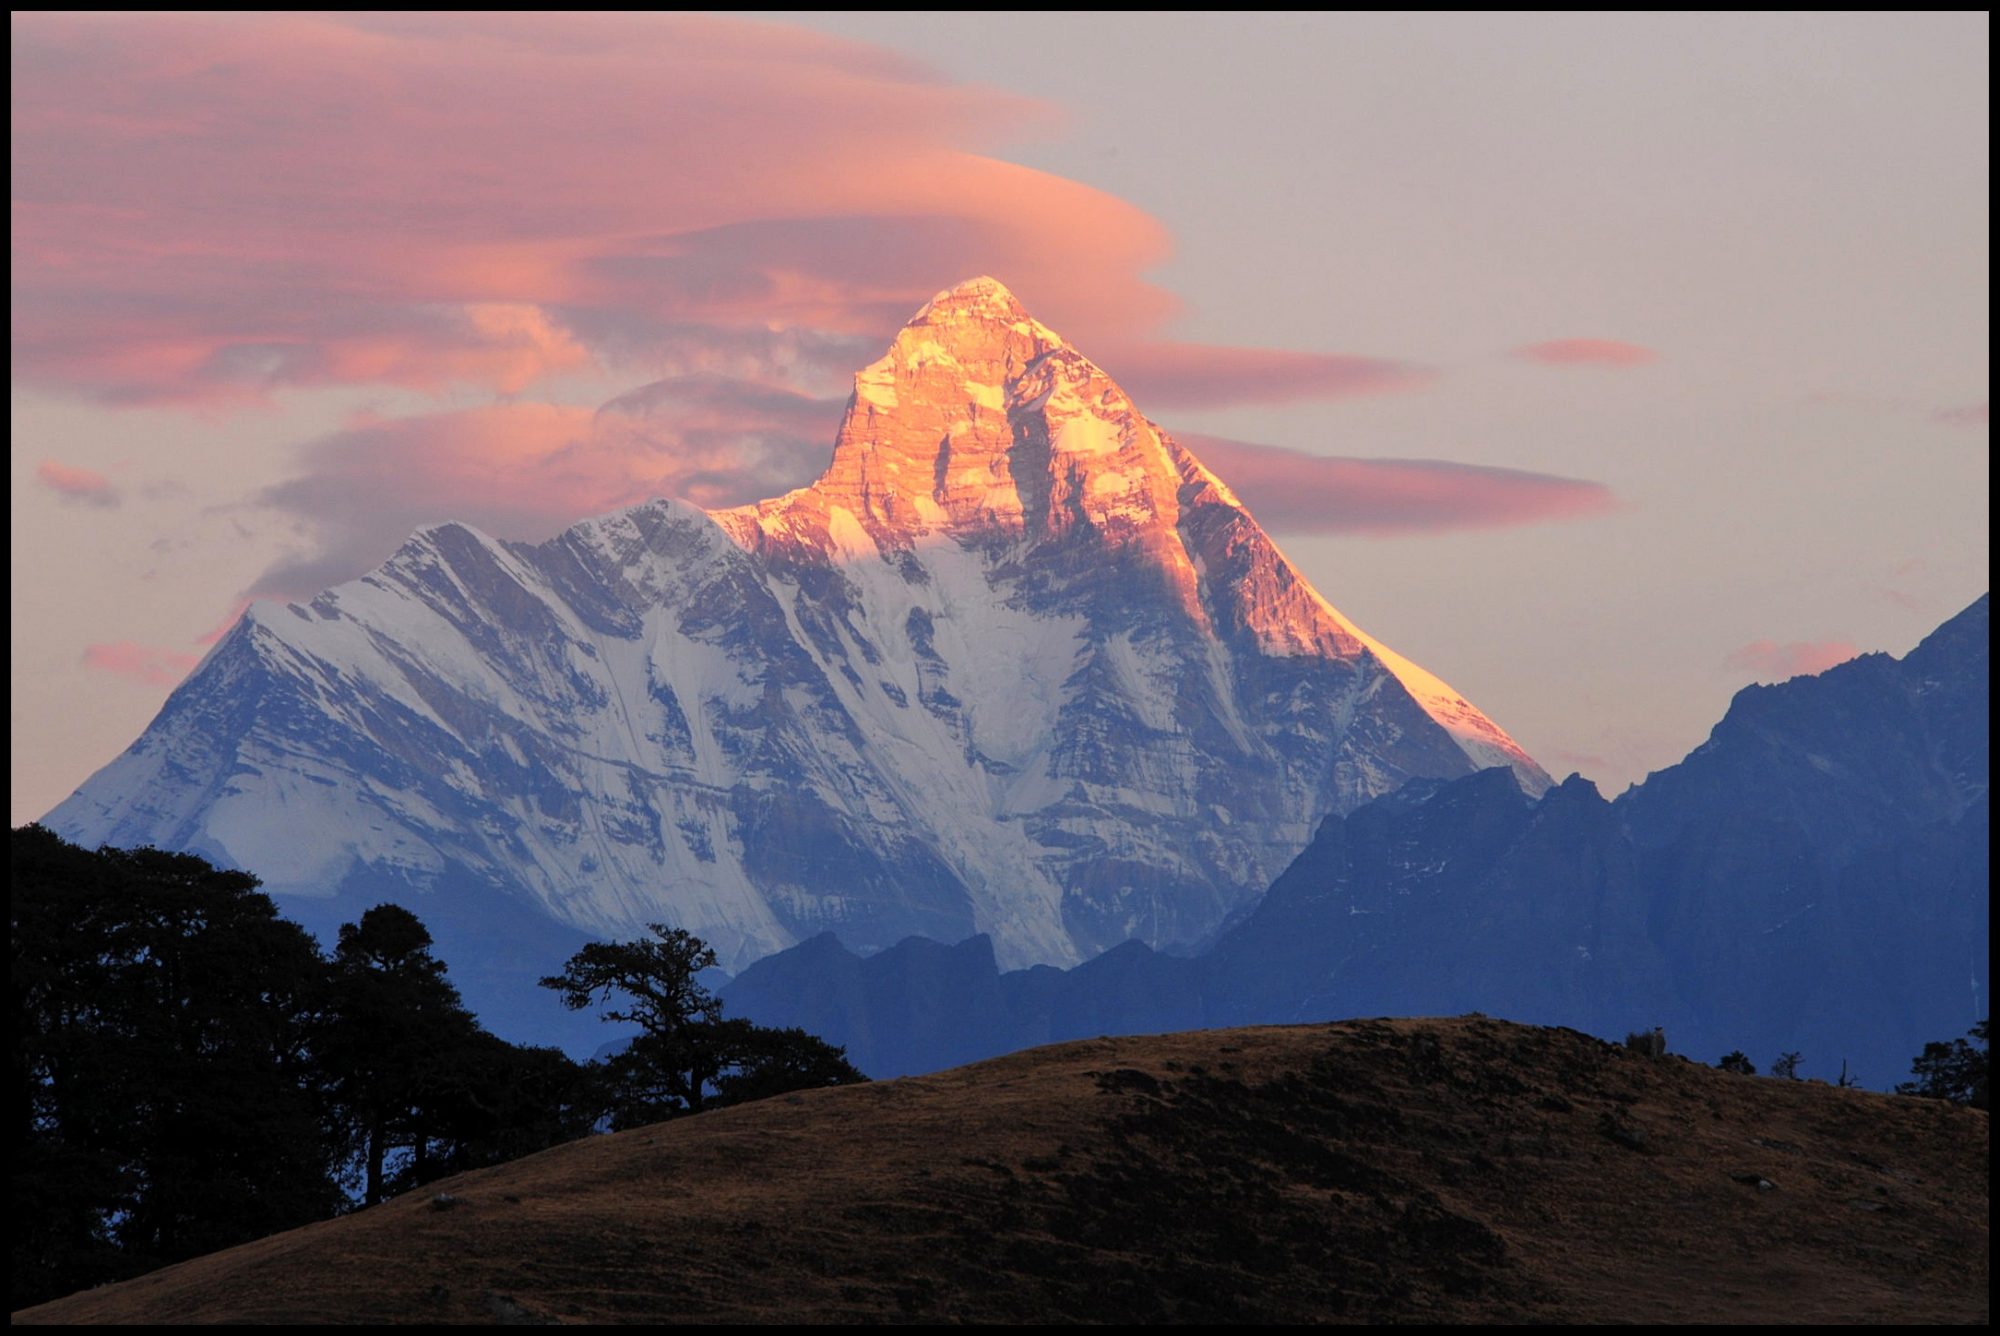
xmin=47 ymin=278 xmax=1545 ymax=999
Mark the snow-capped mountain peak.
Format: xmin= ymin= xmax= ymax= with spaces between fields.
xmin=752 ymin=275 xmax=1175 ymax=550
xmin=48 ymin=278 xmax=1548 ymax=980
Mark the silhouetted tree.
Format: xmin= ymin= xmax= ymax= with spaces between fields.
xmin=713 ymin=1024 xmax=867 ymax=1107
xmin=320 ymin=904 xmax=485 ymax=1205
xmin=1771 ymin=1051 xmax=1803 ymax=1080
xmin=381 ymin=1031 xmax=601 ymax=1193
xmin=1716 ymin=1051 xmax=1756 ymax=1075
xmin=13 ymin=829 xmax=604 ymax=1305
xmin=540 ymin=924 xmax=727 ymax=1118
xmin=541 ymin=924 xmax=864 ymax=1125
xmin=540 ymin=924 xmax=723 ymax=1040
xmin=12 ymin=826 xmax=338 ymax=1306
xmin=1896 ymin=1020 xmax=1989 ymax=1109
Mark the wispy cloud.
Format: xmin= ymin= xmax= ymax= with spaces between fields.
xmin=194 ymin=599 xmax=257 ymax=647
xmin=1100 ymin=342 xmax=1431 ymax=410
xmin=1722 ymin=639 xmax=1861 ymax=681
xmin=1178 ymin=434 xmax=1621 ymax=535
xmin=1869 ymin=585 xmax=1925 ymax=611
xmin=1510 ymin=339 xmax=1658 ymax=368
xmin=81 ymin=641 xmax=199 ymax=686
xmin=249 ymin=381 xmax=843 ymax=599
xmin=34 ymin=460 xmax=121 ymax=506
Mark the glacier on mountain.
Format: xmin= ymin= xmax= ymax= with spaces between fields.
xmin=47 ymin=277 xmax=1549 ymax=974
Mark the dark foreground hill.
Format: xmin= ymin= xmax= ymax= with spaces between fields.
xmin=16 ymin=1019 xmax=1987 ymax=1325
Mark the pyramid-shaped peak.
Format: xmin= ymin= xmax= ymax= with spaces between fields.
xmin=814 ymin=274 xmax=1147 ymax=534
xmin=883 ymin=277 xmax=1069 ymax=374
xmin=928 ymin=274 xmax=1022 ymax=307
xmin=912 ymin=276 xmax=1042 ymax=327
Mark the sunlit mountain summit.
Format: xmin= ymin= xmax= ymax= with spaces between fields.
xmin=48 ymin=278 xmax=1548 ymax=987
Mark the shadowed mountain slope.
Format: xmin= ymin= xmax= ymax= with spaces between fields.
xmin=15 ymin=1018 xmax=1988 ymax=1326
xmin=725 ymin=596 xmax=1990 ymax=1086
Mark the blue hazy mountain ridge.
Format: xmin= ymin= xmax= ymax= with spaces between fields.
xmin=724 ymin=595 xmax=1991 ymax=1086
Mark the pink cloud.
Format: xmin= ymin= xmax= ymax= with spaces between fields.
xmin=11 ymin=12 xmax=1440 ymax=419
xmin=82 ymin=641 xmax=200 ymax=686
xmin=194 ymin=599 xmax=257 ymax=647
xmin=1177 ymin=434 xmax=1621 ymax=535
xmin=34 ymin=460 xmax=120 ymax=506
xmin=1097 ymin=342 xmax=1431 ymax=410
xmin=1932 ymin=402 xmax=1988 ymax=427
xmin=1511 ymin=339 xmax=1659 ymax=368
xmin=1722 ymin=640 xmax=1861 ymax=681
xmin=10 ymin=13 xmax=1186 ymax=407
xmin=249 ymin=411 xmax=1619 ymax=603
xmin=251 ymin=383 xmax=843 ymax=598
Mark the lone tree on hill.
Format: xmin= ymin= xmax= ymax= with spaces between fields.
xmin=540 ymin=924 xmax=864 ymax=1127
xmin=1716 ymin=1051 xmax=1756 ymax=1075
xmin=540 ymin=925 xmax=724 ymax=1046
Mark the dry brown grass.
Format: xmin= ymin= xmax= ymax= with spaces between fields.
xmin=15 ymin=1017 xmax=1988 ymax=1324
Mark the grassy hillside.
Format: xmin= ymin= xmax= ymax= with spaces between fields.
xmin=16 ymin=1017 xmax=1988 ymax=1325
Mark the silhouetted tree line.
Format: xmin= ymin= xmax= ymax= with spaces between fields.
xmin=1708 ymin=1023 xmax=1988 ymax=1107
xmin=12 ymin=826 xmax=863 ymax=1307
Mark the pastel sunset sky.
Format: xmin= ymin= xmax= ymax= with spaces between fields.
xmin=10 ymin=12 xmax=1989 ymax=822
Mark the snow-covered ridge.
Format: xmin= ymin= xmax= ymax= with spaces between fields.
xmin=47 ymin=277 xmax=1548 ymax=973
xmin=727 ymin=276 xmax=1543 ymax=782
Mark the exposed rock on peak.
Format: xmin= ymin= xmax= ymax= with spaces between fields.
xmin=754 ymin=278 xmax=1176 ymax=550
xmin=915 ymin=273 xmax=1036 ymax=321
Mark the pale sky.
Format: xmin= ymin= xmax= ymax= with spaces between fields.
xmin=10 ymin=12 xmax=1989 ymax=824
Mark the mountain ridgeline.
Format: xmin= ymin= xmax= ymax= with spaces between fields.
xmin=724 ymin=595 xmax=1990 ymax=1087
xmin=45 ymin=278 xmax=1545 ymax=1043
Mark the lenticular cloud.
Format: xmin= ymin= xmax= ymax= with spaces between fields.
xmin=11 ymin=12 xmax=1170 ymax=406
xmin=1180 ymin=435 xmax=1620 ymax=535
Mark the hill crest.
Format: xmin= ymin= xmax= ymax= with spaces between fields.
xmin=16 ymin=1017 xmax=1987 ymax=1326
